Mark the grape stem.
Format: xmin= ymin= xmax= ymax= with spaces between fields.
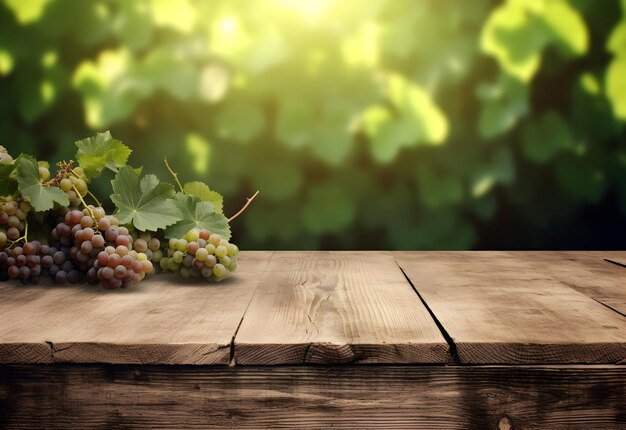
xmin=72 ymin=185 xmax=96 ymax=221
xmin=8 ymin=219 xmax=28 ymax=247
xmin=70 ymin=168 xmax=102 ymax=206
xmin=228 ymin=190 xmax=259 ymax=223
xmin=164 ymin=158 xmax=184 ymax=193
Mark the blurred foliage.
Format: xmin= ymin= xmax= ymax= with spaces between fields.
xmin=1 ymin=0 xmax=626 ymax=249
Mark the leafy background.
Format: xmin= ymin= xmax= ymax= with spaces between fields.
xmin=1 ymin=0 xmax=626 ymax=250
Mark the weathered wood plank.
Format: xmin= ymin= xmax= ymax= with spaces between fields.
xmin=506 ymin=251 xmax=626 ymax=317
xmin=235 ymin=251 xmax=449 ymax=364
xmin=0 ymin=251 xmax=272 ymax=364
xmin=1 ymin=364 xmax=625 ymax=429
xmin=393 ymin=251 xmax=626 ymax=364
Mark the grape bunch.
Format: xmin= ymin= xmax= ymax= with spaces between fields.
xmin=57 ymin=165 xmax=89 ymax=208
xmin=95 ymin=244 xmax=153 ymax=289
xmin=0 ymin=132 xmax=250 ymax=290
xmin=160 ymin=229 xmax=239 ymax=281
xmin=0 ymin=199 xmax=31 ymax=247
xmin=0 ymin=241 xmax=43 ymax=284
xmin=127 ymin=228 xmax=164 ymax=273
xmin=50 ymin=206 xmax=152 ymax=287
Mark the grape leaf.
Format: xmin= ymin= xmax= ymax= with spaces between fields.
xmin=75 ymin=131 xmax=132 ymax=178
xmin=165 ymin=193 xmax=231 ymax=239
xmin=521 ymin=111 xmax=573 ymax=163
xmin=110 ymin=166 xmax=181 ymax=231
xmin=183 ymin=181 xmax=223 ymax=214
xmin=0 ymin=163 xmax=17 ymax=195
xmin=16 ymin=156 xmax=69 ymax=211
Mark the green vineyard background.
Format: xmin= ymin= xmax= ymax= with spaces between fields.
xmin=2 ymin=0 xmax=626 ymax=250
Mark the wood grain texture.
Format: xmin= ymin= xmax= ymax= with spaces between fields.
xmin=394 ymin=251 xmax=626 ymax=364
xmin=235 ymin=251 xmax=449 ymax=364
xmin=507 ymin=251 xmax=626 ymax=317
xmin=0 ymin=251 xmax=272 ymax=364
xmin=1 ymin=364 xmax=625 ymax=429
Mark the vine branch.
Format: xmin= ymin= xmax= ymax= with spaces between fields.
xmin=228 ymin=190 xmax=259 ymax=223
xmin=164 ymin=158 xmax=184 ymax=193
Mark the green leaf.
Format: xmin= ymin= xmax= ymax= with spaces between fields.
xmin=480 ymin=0 xmax=588 ymax=82
xmin=415 ymin=166 xmax=463 ymax=209
xmin=301 ymin=185 xmax=355 ymax=234
xmin=4 ymin=0 xmax=51 ymax=24
xmin=521 ymin=112 xmax=574 ymax=163
xmin=386 ymin=73 xmax=448 ymax=143
xmin=165 ymin=193 xmax=231 ymax=239
xmin=311 ymin=124 xmax=353 ymax=166
xmin=539 ymin=0 xmax=588 ymax=57
xmin=481 ymin=2 xmax=547 ymax=82
xmin=151 ymin=0 xmax=195 ymax=33
xmin=362 ymin=105 xmax=418 ymax=163
xmin=362 ymin=73 xmax=448 ymax=164
xmin=309 ymin=100 xmax=356 ymax=165
xmin=16 ymin=156 xmax=69 ymax=212
xmin=0 ymin=163 xmax=17 ymax=196
xmin=183 ymin=181 xmax=223 ymax=214
xmin=478 ymin=73 xmax=529 ymax=139
xmin=75 ymin=131 xmax=132 ymax=178
xmin=249 ymin=158 xmax=302 ymax=200
xmin=216 ymin=103 xmax=265 ymax=143
xmin=186 ymin=134 xmax=211 ymax=175
xmin=276 ymin=98 xmax=315 ymax=148
xmin=110 ymin=166 xmax=181 ymax=231
xmin=607 ymin=56 xmax=626 ymax=120
xmin=607 ymin=20 xmax=626 ymax=55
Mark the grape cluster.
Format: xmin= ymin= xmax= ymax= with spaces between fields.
xmin=57 ymin=166 xmax=88 ymax=208
xmin=160 ymin=229 xmax=239 ymax=281
xmin=0 ymin=241 xmax=43 ymax=284
xmin=129 ymin=230 xmax=163 ymax=273
xmin=0 ymin=199 xmax=31 ymax=247
xmin=95 ymin=244 xmax=153 ymax=289
xmin=49 ymin=206 xmax=152 ymax=287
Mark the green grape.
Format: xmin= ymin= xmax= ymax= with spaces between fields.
xmin=59 ymin=178 xmax=73 ymax=192
xmin=39 ymin=166 xmax=50 ymax=181
xmin=208 ymin=234 xmax=222 ymax=247
xmin=180 ymin=266 xmax=191 ymax=278
xmin=195 ymin=247 xmax=208 ymax=261
xmin=184 ymin=229 xmax=200 ymax=242
xmin=19 ymin=200 xmax=31 ymax=213
xmin=213 ymin=263 xmax=227 ymax=278
xmin=172 ymin=250 xmax=184 ymax=264
xmin=167 ymin=258 xmax=181 ymax=272
xmin=175 ymin=239 xmax=188 ymax=252
xmin=204 ymin=255 xmax=217 ymax=268
xmin=215 ymin=245 xmax=228 ymax=258
xmin=152 ymin=249 xmax=163 ymax=262
xmin=73 ymin=166 xmax=85 ymax=178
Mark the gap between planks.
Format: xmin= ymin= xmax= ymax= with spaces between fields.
xmin=228 ymin=251 xmax=275 ymax=366
xmin=396 ymin=262 xmax=461 ymax=364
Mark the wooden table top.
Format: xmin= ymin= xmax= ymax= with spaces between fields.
xmin=1 ymin=251 xmax=625 ymax=366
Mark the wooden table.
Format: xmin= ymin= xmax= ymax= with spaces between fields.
xmin=1 ymin=251 xmax=625 ymax=428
